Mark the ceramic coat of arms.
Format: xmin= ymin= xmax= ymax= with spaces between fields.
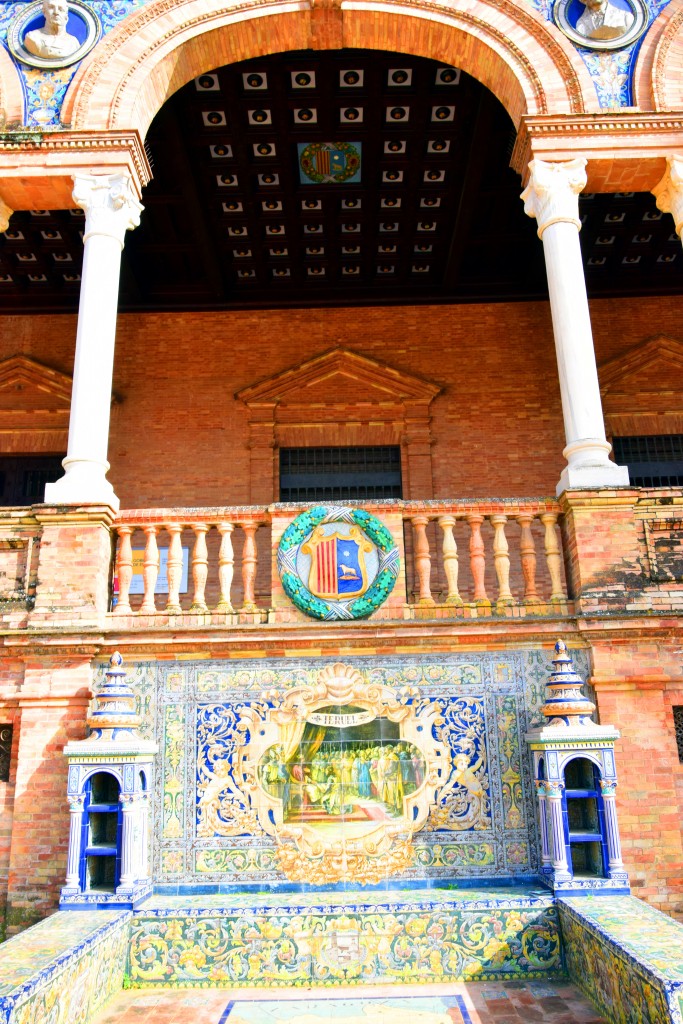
xmin=277 ymin=506 xmax=400 ymax=620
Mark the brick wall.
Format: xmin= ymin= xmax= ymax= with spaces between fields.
xmin=0 ymin=295 xmax=680 ymax=508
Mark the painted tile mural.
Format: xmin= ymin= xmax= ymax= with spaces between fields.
xmin=127 ymin=888 xmax=563 ymax=988
xmin=93 ymin=650 xmax=594 ymax=890
xmin=0 ymin=910 xmax=130 ymax=1024
xmin=559 ymin=897 xmax=683 ymax=1024
xmin=0 ymin=1 xmax=150 ymax=128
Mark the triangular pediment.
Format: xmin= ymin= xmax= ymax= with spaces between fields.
xmin=237 ymin=348 xmax=441 ymax=406
xmin=599 ymin=336 xmax=683 ymax=393
xmin=0 ymin=355 xmax=72 ymax=409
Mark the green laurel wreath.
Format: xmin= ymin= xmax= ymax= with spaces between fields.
xmin=277 ymin=506 xmax=400 ymax=621
xmin=299 ymin=141 xmax=361 ymax=184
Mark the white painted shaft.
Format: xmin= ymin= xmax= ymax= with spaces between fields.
xmin=119 ymin=800 xmax=137 ymax=886
xmin=65 ymin=805 xmax=83 ymax=887
xmin=543 ymin=222 xmax=607 ymax=453
xmin=45 ymin=174 xmax=141 ymax=510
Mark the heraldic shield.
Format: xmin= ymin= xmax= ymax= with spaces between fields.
xmin=302 ymin=525 xmax=373 ymax=600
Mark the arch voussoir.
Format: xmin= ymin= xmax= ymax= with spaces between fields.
xmin=61 ymin=0 xmax=599 ymax=140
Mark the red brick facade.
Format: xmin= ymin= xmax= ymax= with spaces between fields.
xmin=1 ymin=296 xmax=683 ymax=930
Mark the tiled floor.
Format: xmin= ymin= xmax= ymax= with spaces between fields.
xmin=91 ymin=981 xmax=606 ymax=1023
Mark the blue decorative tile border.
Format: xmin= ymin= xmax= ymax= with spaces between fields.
xmin=128 ymin=884 xmax=564 ymax=987
xmin=559 ymin=896 xmax=683 ymax=1024
xmin=0 ymin=909 xmax=130 ymax=1024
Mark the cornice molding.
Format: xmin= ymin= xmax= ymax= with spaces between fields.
xmin=512 ymin=112 xmax=683 ymax=185
xmin=598 ymin=335 xmax=683 ymax=392
xmin=236 ymin=348 xmax=442 ymax=406
xmin=0 ymin=355 xmax=72 ymax=405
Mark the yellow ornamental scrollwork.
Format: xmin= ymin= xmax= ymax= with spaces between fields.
xmin=234 ymin=662 xmax=449 ymax=885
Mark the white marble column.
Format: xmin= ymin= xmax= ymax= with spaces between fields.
xmin=118 ymin=793 xmax=138 ymax=887
xmin=535 ymin=781 xmax=552 ymax=869
xmin=546 ymin=782 xmax=571 ymax=879
xmin=522 ymin=159 xmax=629 ymax=495
xmin=45 ymin=173 xmax=142 ymax=511
xmin=653 ymin=155 xmax=683 ymax=245
xmin=65 ymin=793 xmax=85 ymax=888
xmin=600 ymin=779 xmax=624 ymax=871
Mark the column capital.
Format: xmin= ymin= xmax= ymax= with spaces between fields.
xmin=652 ymin=155 xmax=683 ymax=238
xmin=521 ymin=158 xmax=587 ymax=237
xmin=0 ymin=198 xmax=12 ymax=233
xmin=72 ymin=172 xmax=143 ymax=248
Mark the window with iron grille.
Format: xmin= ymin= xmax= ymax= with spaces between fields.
xmin=674 ymin=707 xmax=683 ymax=763
xmin=279 ymin=446 xmax=402 ymax=502
xmin=612 ymin=436 xmax=683 ymax=487
xmin=0 ymin=455 xmax=64 ymax=506
xmin=0 ymin=726 xmax=12 ymax=783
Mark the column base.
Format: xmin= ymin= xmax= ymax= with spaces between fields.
xmin=44 ymin=460 xmax=120 ymax=511
xmin=557 ymin=438 xmax=630 ymax=494
xmin=557 ymin=461 xmax=630 ymax=495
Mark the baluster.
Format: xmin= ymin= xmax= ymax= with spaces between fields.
xmin=438 ymin=515 xmax=463 ymax=605
xmin=139 ymin=526 xmax=159 ymax=614
xmin=411 ymin=515 xmax=434 ymax=605
xmin=491 ymin=514 xmax=514 ymax=611
xmin=540 ymin=512 xmax=567 ymax=602
xmin=165 ymin=524 xmax=183 ymax=613
xmin=190 ymin=523 xmax=209 ymax=613
xmin=241 ymin=523 xmax=258 ymax=613
xmin=216 ymin=523 xmax=235 ymax=613
xmin=467 ymin=514 xmax=490 ymax=607
xmin=516 ymin=513 xmax=541 ymax=607
xmin=113 ymin=525 xmax=133 ymax=615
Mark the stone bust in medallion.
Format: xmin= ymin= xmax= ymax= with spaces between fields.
xmin=24 ymin=0 xmax=79 ymax=59
xmin=575 ymin=0 xmax=634 ymax=40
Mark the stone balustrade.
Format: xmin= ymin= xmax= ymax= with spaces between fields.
xmin=108 ymin=499 xmax=569 ymax=621
xmin=111 ymin=507 xmax=270 ymax=618
xmin=2 ymin=490 xmax=683 ymax=628
xmin=402 ymin=500 xmax=568 ymax=614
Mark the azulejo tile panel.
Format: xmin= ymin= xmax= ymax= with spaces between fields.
xmin=0 ymin=0 xmax=150 ymax=128
xmin=559 ymin=897 xmax=683 ymax=1024
xmin=128 ymin=889 xmax=563 ymax=988
xmin=0 ymin=910 xmax=130 ymax=1024
xmin=129 ymin=652 xmax=549 ymax=890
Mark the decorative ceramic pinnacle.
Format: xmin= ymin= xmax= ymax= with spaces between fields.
xmin=87 ymin=651 xmax=142 ymax=739
xmin=541 ymin=638 xmax=596 ymax=727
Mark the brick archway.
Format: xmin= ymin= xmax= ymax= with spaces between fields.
xmin=61 ymin=0 xmax=600 ymax=139
xmin=633 ymin=0 xmax=683 ymax=111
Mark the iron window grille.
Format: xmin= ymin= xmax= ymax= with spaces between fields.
xmin=674 ymin=706 xmax=683 ymax=763
xmin=612 ymin=435 xmax=683 ymax=487
xmin=279 ymin=446 xmax=402 ymax=502
xmin=0 ymin=726 xmax=12 ymax=783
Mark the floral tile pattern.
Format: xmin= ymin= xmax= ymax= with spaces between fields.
xmin=559 ymin=896 xmax=683 ymax=1024
xmin=127 ymin=887 xmax=563 ymax=988
xmin=0 ymin=910 xmax=130 ymax=1024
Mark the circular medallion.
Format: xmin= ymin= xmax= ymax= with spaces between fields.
xmin=553 ymin=0 xmax=648 ymax=50
xmin=277 ymin=506 xmax=400 ymax=620
xmin=299 ymin=141 xmax=361 ymax=184
xmin=8 ymin=0 xmax=101 ymax=70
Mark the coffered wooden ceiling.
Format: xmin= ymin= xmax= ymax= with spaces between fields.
xmin=0 ymin=48 xmax=680 ymax=312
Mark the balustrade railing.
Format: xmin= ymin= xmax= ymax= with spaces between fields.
xmin=112 ymin=508 xmax=269 ymax=616
xmin=110 ymin=499 xmax=568 ymax=620
xmin=402 ymin=501 xmax=567 ymax=612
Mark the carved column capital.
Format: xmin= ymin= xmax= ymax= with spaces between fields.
xmin=72 ymin=172 xmax=143 ymax=248
xmin=0 ymin=198 xmax=12 ymax=233
xmin=522 ymin=158 xmax=587 ymax=237
xmin=653 ymin=155 xmax=683 ymax=238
